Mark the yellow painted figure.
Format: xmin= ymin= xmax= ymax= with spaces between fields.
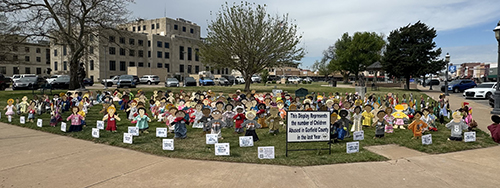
xmin=392 ymin=104 xmax=408 ymax=129
xmin=362 ymin=104 xmax=375 ymax=127
xmin=265 ymin=107 xmax=282 ymax=135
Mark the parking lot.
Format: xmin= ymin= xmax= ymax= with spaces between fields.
xmin=421 ymin=83 xmax=491 ymax=108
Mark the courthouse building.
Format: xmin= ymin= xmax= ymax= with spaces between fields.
xmin=51 ymin=17 xmax=231 ymax=82
xmin=0 ymin=35 xmax=51 ymax=76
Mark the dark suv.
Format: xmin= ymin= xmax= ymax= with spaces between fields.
xmin=117 ymin=75 xmax=137 ymax=88
xmin=441 ymin=79 xmax=477 ymax=93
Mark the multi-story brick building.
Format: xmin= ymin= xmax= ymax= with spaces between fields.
xmin=0 ymin=36 xmax=51 ymax=76
xmin=51 ymin=17 xmax=231 ymax=83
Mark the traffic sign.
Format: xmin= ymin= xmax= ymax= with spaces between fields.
xmin=449 ymin=65 xmax=456 ymax=73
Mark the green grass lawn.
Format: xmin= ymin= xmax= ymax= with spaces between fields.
xmin=1 ymin=84 xmax=497 ymax=166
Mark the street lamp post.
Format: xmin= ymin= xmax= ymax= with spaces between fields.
xmin=429 ymin=74 xmax=433 ymax=90
xmin=491 ymin=21 xmax=500 ymax=114
xmin=445 ymin=53 xmax=450 ymax=96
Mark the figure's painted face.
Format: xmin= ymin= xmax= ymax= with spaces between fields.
xmin=414 ymin=113 xmax=421 ymax=119
xmin=377 ymin=111 xmax=386 ymax=119
xmin=131 ymin=101 xmax=137 ymax=107
xmin=236 ymin=108 xmax=243 ymax=113
xmin=7 ymin=99 xmax=13 ymax=105
xmin=22 ymin=96 xmax=27 ymax=102
xmin=225 ymin=105 xmax=233 ymax=111
xmin=326 ymin=101 xmax=333 ymax=108
xmin=364 ymin=106 xmax=371 ymax=112
xmin=333 ymin=103 xmax=339 ymax=110
xmin=169 ymin=108 xmax=176 ymax=114
xmin=179 ymin=100 xmax=185 ymax=106
xmin=203 ymin=100 xmax=209 ymax=105
xmin=175 ymin=111 xmax=185 ymax=118
xmin=246 ymin=112 xmax=256 ymax=119
xmin=72 ymin=107 xmax=78 ymax=113
xmin=289 ymin=105 xmax=297 ymax=111
xmin=202 ymin=109 xmax=211 ymax=116
xmin=216 ymin=103 xmax=223 ymax=109
xmin=212 ymin=111 xmax=222 ymax=120
xmin=423 ymin=110 xmax=429 ymax=116
xmin=331 ymin=114 xmax=338 ymax=123
xmin=385 ymin=108 xmax=393 ymax=114
xmin=195 ymin=104 xmax=202 ymax=111
xmin=277 ymin=103 xmax=284 ymax=109
xmin=354 ymin=107 xmax=361 ymax=113
xmin=108 ymin=108 xmax=115 ymax=115
xmin=139 ymin=108 xmax=145 ymax=116
xmin=269 ymin=107 xmax=279 ymax=116
xmin=343 ymin=102 xmax=351 ymax=109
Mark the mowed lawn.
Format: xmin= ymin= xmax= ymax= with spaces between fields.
xmin=1 ymin=82 xmax=497 ymax=166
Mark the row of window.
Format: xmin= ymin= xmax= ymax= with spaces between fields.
xmin=173 ymin=25 xmax=194 ymax=33
xmin=0 ymin=55 xmax=50 ymax=64
xmin=108 ymin=36 xmax=145 ymax=46
xmin=130 ymin=23 xmax=195 ymax=34
xmin=10 ymin=47 xmax=48 ymax=53
xmin=107 ymin=46 xmax=199 ymax=61
xmin=2 ymin=67 xmax=43 ymax=75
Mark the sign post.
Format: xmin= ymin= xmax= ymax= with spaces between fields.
xmin=286 ymin=111 xmax=331 ymax=157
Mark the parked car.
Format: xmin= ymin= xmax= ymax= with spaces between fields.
xmin=0 ymin=74 xmax=10 ymax=90
xmin=46 ymin=75 xmax=64 ymax=84
xmin=11 ymin=74 xmax=37 ymax=83
xmin=51 ymin=75 xmax=70 ymax=89
xmin=235 ymin=76 xmax=245 ymax=84
xmin=184 ymin=77 xmax=197 ymax=86
xmin=288 ymin=76 xmax=302 ymax=83
xmin=83 ymin=78 xmax=94 ymax=86
xmin=12 ymin=76 xmax=46 ymax=90
xmin=463 ymin=82 xmax=496 ymax=99
xmin=133 ymin=76 xmax=140 ymax=84
xmin=224 ymin=75 xmax=237 ymax=85
xmin=117 ymin=75 xmax=136 ymax=88
xmin=303 ymin=77 xmax=313 ymax=82
xmin=441 ymin=79 xmax=477 ymax=93
xmin=199 ymin=77 xmax=215 ymax=86
xmin=140 ymin=75 xmax=160 ymax=85
xmin=424 ymin=79 xmax=440 ymax=86
xmin=267 ymin=75 xmax=280 ymax=82
xmin=251 ymin=74 xmax=262 ymax=83
xmin=101 ymin=75 xmax=119 ymax=87
xmin=165 ymin=77 xmax=179 ymax=87
xmin=214 ymin=77 xmax=230 ymax=86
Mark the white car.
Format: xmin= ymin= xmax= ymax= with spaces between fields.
xmin=235 ymin=76 xmax=245 ymax=84
xmin=46 ymin=75 xmax=64 ymax=84
xmin=287 ymin=76 xmax=302 ymax=82
xmin=463 ymin=82 xmax=496 ymax=99
xmin=251 ymin=74 xmax=261 ymax=83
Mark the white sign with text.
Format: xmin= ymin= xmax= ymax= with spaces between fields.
xmin=346 ymin=141 xmax=360 ymax=154
xmin=464 ymin=132 xmax=476 ymax=142
xmin=123 ymin=133 xmax=133 ymax=144
xmin=206 ymin=134 xmax=218 ymax=144
xmin=128 ymin=126 xmax=139 ymax=136
xmin=258 ymin=146 xmax=275 ymax=159
xmin=20 ymin=116 xmax=25 ymax=124
xmin=156 ymin=128 xmax=168 ymax=137
xmin=286 ymin=111 xmax=330 ymax=142
xmin=353 ymin=131 xmax=364 ymax=141
xmin=215 ymin=143 xmax=230 ymax=156
xmin=239 ymin=136 xmax=254 ymax=147
xmin=162 ymin=139 xmax=174 ymax=150
xmin=92 ymin=128 xmax=99 ymax=138
xmin=37 ymin=119 xmax=43 ymax=127
xmin=96 ymin=121 xmax=105 ymax=130
xmin=61 ymin=122 xmax=67 ymax=132
xmin=422 ymin=134 xmax=432 ymax=145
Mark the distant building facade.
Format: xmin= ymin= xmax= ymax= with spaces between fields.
xmin=51 ymin=17 xmax=231 ymax=82
xmin=0 ymin=36 xmax=51 ymax=76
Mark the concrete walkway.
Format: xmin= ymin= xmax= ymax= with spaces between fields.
xmin=1 ymin=121 xmax=499 ymax=188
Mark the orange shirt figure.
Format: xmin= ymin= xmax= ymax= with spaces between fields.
xmin=408 ymin=112 xmax=428 ymax=139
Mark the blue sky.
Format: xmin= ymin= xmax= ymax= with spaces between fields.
xmin=128 ymin=0 xmax=500 ymax=70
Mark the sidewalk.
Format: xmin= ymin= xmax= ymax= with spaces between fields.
xmin=416 ymin=85 xmax=492 ymax=133
xmin=1 ymin=122 xmax=499 ymax=188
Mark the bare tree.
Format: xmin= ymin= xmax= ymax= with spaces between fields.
xmin=0 ymin=0 xmax=134 ymax=89
xmin=199 ymin=2 xmax=305 ymax=92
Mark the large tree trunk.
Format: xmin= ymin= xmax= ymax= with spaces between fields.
xmin=342 ymin=73 xmax=349 ymax=84
xmin=422 ymin=75 xmax=426 ymax=87
xmin=405 ymin=75 xmax=411 ymax=90
xmin=69 ymin=59 xmax=79 ymax=90
xmin=244 ymin=74 xmax=252 ymax=92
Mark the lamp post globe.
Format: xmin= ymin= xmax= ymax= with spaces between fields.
xmin=491 ymin=21 xmax=500 ymax=114
xmin=445 ymin=53 xmax=450 ymax=96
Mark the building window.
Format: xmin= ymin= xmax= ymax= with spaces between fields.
xmin=89 ymin=46 xmax=94 ymax=54
xmin=25 ymin=67 xmax=30 ymax=74
xmin=90 ymin=60 xmax=94 ymax=70
xmin=157 ymin=63 xmax=163 ymax=68
xmin=148 ymin=62 xmax=151 ymax=68
xmin=132 ymin=27 xmax=135 ymax=31
xmin=225 ymin=68 xmax=229 ymax=74
xmin=195 ymin=66 xmax=199 ymax=73
xmin=138 ymin=26 xmax=141 ymax=31
xmin=13 ymin=67 xmax=19 ymax=74
xmin=165 ymin=64 xmax=170 ymax=72
xmin=89 ymin=35 xmax=94 ymax=41
xmin=119 ymin=37 xmax=125 ymax=44
xmin=217 ymin=69 xmax=220 ymax=74
xmin=195 ymin=48 xmax=199 ymax=61
xmin=0 ymin=55 xmax=4 ymax=61
xmin=36 ymin=57 xmax=41 ymax=62
xmin=120 ymin=48 xmax=125 ymax=56
xmin=206 ymin=66 xmax=209 ymax=71
xmin=25 ymin=56 xmax=30 ymax=62
xmin=63 ymin=45 xmax=67 ymax=55
xmin=164 ymin=52 xmax=169 ymax=59
xmin=174 ymin=25 xmax=178 ymax=30
xmin=190 ymin=28 xmax=194 ymax=33
xmin=109 ymin=47 xmax=116 ymax=55
xmin=179 ymin=46 xmax=184 ymax=60
xmin=138 ymin=50 xmax=144 ymax=57
xmin=148 ymin=40 xmax=151 ymax=47
xmin=120 ymin=61 xmax=126 ymax=71
xmin=187 ymin=47 xmax=192 ymax=61
xmin=109 ymin=61 xmax=116 ymax=71
xmin=148 ymin=51 xmax=151 ymax=57
xmin=157 ymin=51 xmax=162 ymax=58
xmin=36 ymin=67 xmax=42 ymax=75
xmin=54 ymin=49 xmax=58 ymax=56
xmin=129 ymin=62 xmax=135 ymax=67
xmin=0 ymin=67 xmax=5 ymax=74
xmin=182 ymin=26 xmax=186 ymax=32
xmin=138 ymin=40 xmax=144 ymax=46
xmin=109 ymin=36 xmax=115 ymax=42
xmin=156 ymin=23 xmax=159 ymax=29
xmin=157 ymin=41 xmax=162 ymax=48
xmin=25 ymin=47 xmax=30 ymax=52
xmin=54 ymin=62 xmax=58 ymax=71
xmin=143 ymin=25 xmax=146 ymax=30
xmin=36 ymin=48 xmax=41 ymax=53
xmin=187 ymin=65 xmax=192 ymax=74
xmin=165 ymin=42 xmax=169 ymax=48
xmin=13 ymin=55 xmax=18 ymax=61
xmin=63 ymin=61 xmax=67 ymax=70
xmin=138 ymin=62 xmax=144 ymax=67
xmin=129 ymin=38 xmax=135 ymax=45
xmin=179 ymin=64 xmax=184 ymax=73
xmin=129 ymin=49 xmax=135 ymax=57
xmin=151 ymin=24 xmax=155 ymax=29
